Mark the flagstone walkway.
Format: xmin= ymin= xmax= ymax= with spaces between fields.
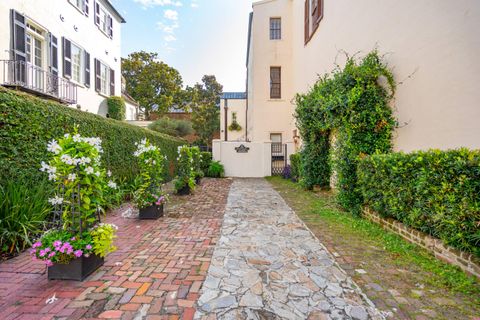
xmin=195 ymin=179 xmax=383 ymax=320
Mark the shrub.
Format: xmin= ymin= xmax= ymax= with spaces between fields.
xmin=190 ymin=146 xmax=204 ymax=180
xmin=358 ymin=149 xmax=480 ymax=257
xmin=200 ymin=152 xmax=212 ymax=175
xmin=0 ymin=181 xmax=51 ymax=257
xmin=289 ymin=153 xmax=301 ymax=181
xmin=0 ymin=87 xmax=184 ymax=188
xmin=107 ymin=96 xmax=126 ymax=121
xmin=207 ymin=161 xmax=225 ymax=178
xmin=299 ymin=137 xmax=330 ymax=189
xmin=173 ymin=146 xmax=195 ymax=193
xmin=148 ymin=117 xmax=194 ymax=138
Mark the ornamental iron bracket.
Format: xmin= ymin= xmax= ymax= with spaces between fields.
xmin=235 ymin=144 xmax=250 ymax=153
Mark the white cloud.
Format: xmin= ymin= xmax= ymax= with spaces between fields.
xmin=157 ymin=21 xmax=179 ymax=34
xmin=191 ymin=0 xmax=199 ymax=8
xmin=133 ymin=0 xmax=182 ymax=7
xmin=164 ymin=9 xmax=179 ymax=20
xmin=164 ymin=34 xmax=177 ymax=42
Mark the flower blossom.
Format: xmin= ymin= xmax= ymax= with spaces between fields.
xmin=47 ymin=139 xmax=61 ymax=154
xmin=85 ymin=166 xmax=94 ymax=174
xmin=48 ymin=196 xmax=64 ymax=206
xmin=108 ymin=181 xmax=117 ymax=189
xmin=74 ymin=250 xmax=83 ymax=258
xmin=68 ymin=173 xmax=77 ymax=181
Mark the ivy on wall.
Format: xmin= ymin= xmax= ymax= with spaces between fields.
xmin=295 ymin=50 xmax=397 ymax=213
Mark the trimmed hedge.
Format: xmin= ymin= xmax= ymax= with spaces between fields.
xmin=0 ymin=87 xmax=184 ymax=186
xmin=358 ymin=149 xmax=480 ymax=257
xmin=107 ymin=96 xmax=126 ymax=121
xmin=290 ymin=153 xmax=301 ymax=181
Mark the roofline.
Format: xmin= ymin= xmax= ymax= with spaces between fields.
xmin=104 ymin=0 xmax=126 ymax=23
xmin=246 ymin=12 xmax=253 ymax=67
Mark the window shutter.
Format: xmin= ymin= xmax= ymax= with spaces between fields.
xmin=10 ymin=9 xmax=26 ymax=62
xmin=62 ymin=37 xmax=72 ymax=78
xmin=108 ymin=15 xmax=113 ymax=38
xmin=94 ymin=58 xmax=101 ymax=92
xmin=49 ymin=33 xmax=58 ymax=75
xmin=94 ymin=1 xmax=100 ymax=26
xmin=304 ymin=0 xmax=310 ymax=44
xmin=84 ymin=51 xmax=90 ymax=87
xmin=109 ymin=68 xmax=115 ymax=96
xmin=84 ymin=0 xmax=90 ymax=16
xmin=317 ymin=0 xmax=324 ymax=24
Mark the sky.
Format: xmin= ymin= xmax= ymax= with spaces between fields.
xmin=112 ymin=0 xmax=254 ymax=92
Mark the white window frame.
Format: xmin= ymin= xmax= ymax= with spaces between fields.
xmin=69 ymin=0 xmax=86 ymax=14
xmin=70 ymin=42 xmax=84 ymax=85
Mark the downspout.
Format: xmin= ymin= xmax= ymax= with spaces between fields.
xmin=224 ymin=98 xmax=228 ymax=141
xmin=245 ymin=73 xmax=249 ymax=142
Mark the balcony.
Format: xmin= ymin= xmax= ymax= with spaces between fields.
xmin=0 ymin=60 xmax=77 ymax=104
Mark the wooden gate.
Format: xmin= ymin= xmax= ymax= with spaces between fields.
xmin=271 ymin=143 xmax=287 ymax=176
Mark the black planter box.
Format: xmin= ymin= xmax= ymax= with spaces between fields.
xmin=48 ymin=254 xmax=104 ymax=281
xmin=195 ymin=176 xmax=202 ymax=185
xmin=139 ymin=204 xmax=164 ymax=220
xmin=177 ymin=186 xmax=191 ymax=196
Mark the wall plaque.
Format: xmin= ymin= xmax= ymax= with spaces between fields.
xmin=235 ymin=145 xmax=250 ymax=153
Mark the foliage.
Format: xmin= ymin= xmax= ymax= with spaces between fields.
xmin=188 ymin=75 xmax=223 ymax=145
xmin=295 ymin=50 xmax=396 ymax=213
xmin=148 ymin=117 xmax=193 ymax=138
xmin=228 ymin=112 xmax=242 ymax=131
xmin=358 ymin=149 xmax=480 ymax=257
xmin=207 ymin=161 xmax=225 ymax=178
xmin=0 ymin=181 xmax=51 ymax=257
xmin=107 ymin=96 xmax=126 ymax=121
xmin=173 ymin=146 xmax=196 ymax=193
xmin=0 ymin=87 xmax=184 ymax=191
xmin=40 ymin=127 xmax=114 ymax=229
xmin=122 ymin=51 xmax=183 ymax=119
xmin=90 ymin=223 xmax=118 ymax=258
xmin=200 ymin=152 xmax=212 ymax=176
xmin=268 ymin=176 xmax=480 ymax=297
xmin=190 ymin=146 xmax=204 ymax=179
xmin=282 ymin=165 xmax=291 ymax=179
xmin=289 ymin=153 xmax=301 ymax=181
xmin=132 ymin=138 xmax=167 ymax=208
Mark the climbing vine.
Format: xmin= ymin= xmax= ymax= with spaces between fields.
xmin=228 ymin=112 xmax=242 ymax=131
xmin=295 ymin=50 xmax=397 ymax=214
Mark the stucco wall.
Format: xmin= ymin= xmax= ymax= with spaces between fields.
xmin=248 ymin=0 xmax=297 ymax=144
xmin=291 ymin=0 xmax=480 ymax=152
xmin=0 ymin=0 xmax=122 ymax=117
xmin=220 ymin=98 xmax=247 ymax=141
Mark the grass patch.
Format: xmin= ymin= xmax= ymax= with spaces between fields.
xmin=267 ymin=176 xmax=480 ymax=297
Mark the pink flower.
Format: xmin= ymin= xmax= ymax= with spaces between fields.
xmin=32 ymin=241 xmax=42 ymax=248
xmin=84 ymin=253 xmax=90 ymax=258
xmin=29 ymin=249 xmax=36 ymax=255
xmin=39 ymin=250 xmax=46 ymax=257
xmin=86 ymin=244 xmax=92 ymax=250
xmin=45 ymin=247 xmax=51 ymax=253
xmin=66 ymin=248 xmax=73 ymax=255
xmin=53 ymin=240 xmax=62 ymax=247
xmin=70 ymin=237 xmax=76 ymax=241
xmin=48 ymin=252 xmax=56 ymax=258
xmin=45 ymin=260 xmax=53 ymax=267
xmin=74 ymin=250 xmax=83 ymax=258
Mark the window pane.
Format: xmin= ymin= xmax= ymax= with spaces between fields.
xmin=71 ymin=44 xmax=82 ymax=83
xmin=270 ymin=18 xmax=281 ymax=40
xmin=100 ymin=63 xmax=108 ymax=94
xmin=270 ymin=67 xmax=281 ymax=99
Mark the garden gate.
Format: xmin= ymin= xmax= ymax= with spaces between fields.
xmin=271 ymin=143 xmax=287 ymax=176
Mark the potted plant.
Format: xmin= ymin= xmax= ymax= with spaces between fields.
xmin=173 ymin=145 xmax=195 ymax=195
xmin=33 ymin=128 xmax=117 ymax=281
xmin=190 ymin=146 xmax=204 ymax=184
xmin=133 ymin=138 xmax=167 ymax=219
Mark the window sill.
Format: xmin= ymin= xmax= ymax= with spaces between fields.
xmin=96 ymin=26 xmax=112 ymax=40
xmin=268 ymin=99 xmax=285 ymax=102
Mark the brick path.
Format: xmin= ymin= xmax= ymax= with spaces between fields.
xmin=0 ymin=178 xmax=232 ymax=320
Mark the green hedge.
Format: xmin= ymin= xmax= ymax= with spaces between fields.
xmin=107 ymin=96 xmax=126 ymax=121
xmin=289 ymin=153 xmax=301 ymax=181
xmin=358 ymin=149 xmax=480 ymax=257
xmin=0 ymin=87 xmax=184 ymax=186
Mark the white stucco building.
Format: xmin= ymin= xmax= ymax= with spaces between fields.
xmin=0 ymin=0 xmax=137 ymax=120
xmin=214 ymin=0 xmax=480 ymax=177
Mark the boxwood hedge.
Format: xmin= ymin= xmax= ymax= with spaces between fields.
xmin=358 ymin=149 xmax=480 ymax=257
xmin=0 ymin=87 xmax=184 ymax=187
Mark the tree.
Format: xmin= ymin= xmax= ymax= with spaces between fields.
xmin=122 ymin=51 xmax=183 ymax=119
xmin=188 ymin=75 xmax=223 ymax=146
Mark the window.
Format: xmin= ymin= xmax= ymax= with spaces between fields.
xmin=270 ymin=133 xmax=282 ymax=143
xmin=270 ymin=18 xmax=281 ymax=40
xmin=71 ymin=43 xmax=83 ymax=83
xmin=270 ymin=67 xmax=281 ymax=99
xmin=95 ymin=2 xmax=113 ymax=38
xmin=100 ymin=62 xmax=109 ymax=95
xmin=69 ymin=0 xmax=89 ymax=16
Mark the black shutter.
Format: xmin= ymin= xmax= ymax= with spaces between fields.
xmin=84 ymin=0 xmax=90 ymax=16
xmin=108 ymin=15 xmax=113 ymax=38
xmin=11 ymin=9 xmax=26 ymax=62
xmin=109 ymin=68 xmax=115 ymax=96
xmin=84 ymin=51 xmax=90 ymax=87
xmin=63 ymin=37 xmax=72 ymax=78
xmin=94 ymin=1 xmax=100 ymax=26
xmin=94 ymin=58 xmax=101 ymax=92
xmin=49 ymin=34 xmax=58 ymax=75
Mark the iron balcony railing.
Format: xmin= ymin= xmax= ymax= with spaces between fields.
xmin=0 ymin=60 xmax=77 ymax=104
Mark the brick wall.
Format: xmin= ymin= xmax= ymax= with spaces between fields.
xmin=362 ymin=207 xmax=480 ymax=279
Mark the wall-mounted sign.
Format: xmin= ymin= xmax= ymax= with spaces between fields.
xmin=235 ymin=145 xmax=250 ymax=153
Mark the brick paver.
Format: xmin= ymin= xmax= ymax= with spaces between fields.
xmin=0 ymin=178 xmax=232 ymax=320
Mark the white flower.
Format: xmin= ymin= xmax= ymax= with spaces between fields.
xmin=40 ymin=161 xmax=56 ymax=174
xmin=108 ymin=180 xmax=117 ymax=189
xmin=60 ymin=154 xmax=74 ymax=165
xmin=107 ymin=170 xmax=112 ymax=177
xmin=48 ymin=196 xmax=64 ymax=205
xmin=64 ymin=133 xmax=70 ymax=138
xmin=94 ymin=171 xmax=100 ymax=177
xmin=72 ymin=134 xmax=82 ymax=142
xmin=85 ymin=166 xmax=94 ymax=174
xmin=152 ymin=160 xmax=156 ymax=165
xmin=68 ymin=173 xmax=77 ymax=181
xmin=47 ymin=140 xmax=61 ymax=154
xmin=48 ymin=173 xmax=57 ymax=181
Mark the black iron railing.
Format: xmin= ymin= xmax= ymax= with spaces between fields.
xmin=1 ymin=60 xmax=77 ymax=104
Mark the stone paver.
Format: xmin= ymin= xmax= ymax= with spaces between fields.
xmin=0 ymin=178 xmax=231 ymax=320
xmin=196 ymin=179 xmax=383 ymax=319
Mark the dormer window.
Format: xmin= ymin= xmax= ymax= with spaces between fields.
xmin=95 ymin=1 xmax=113 ymax=38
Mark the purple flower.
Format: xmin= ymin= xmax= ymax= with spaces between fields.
xmin=45 ymin=247 xmax=51 ymax=253
xmin=39 ymin=250 xmax=46 ymax=257
xmin=74 ymin=250 xmax=83 ymax=258
xmin=53 ymin=240 xmax=62 ymax=247
xmin=48 ymin=252 xmax=56 ymax=258
xmin=66 ymin=248 xmax=73 ymax=255
xmin=86 ymin=244 xmax=92 ymax=250
xmin=32 ymin=241 xmax=42 ymax=249
xmin=70 ymin=237 xmax=76 ymax=241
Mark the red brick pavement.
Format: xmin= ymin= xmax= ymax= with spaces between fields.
xmin=0 ymin=178 xmax=232 ymax=320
